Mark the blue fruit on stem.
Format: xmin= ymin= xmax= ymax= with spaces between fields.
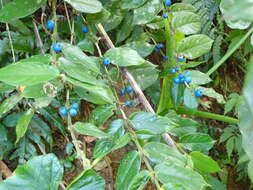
xmin=126 ymin=86 xmax=133 ymax=94
xmin=71 ymin=103 xmax=79 ymax=110
xmin=81 ymin=25 xmax=88 ymax=33
xmin=178 ymin=56 xmax=184 ymax=62
xmin=74 ymin=15 xmax=78 ymax=21
xmin=184 ymin=71 xmax=190 ymax=77
xmin=175 ymin=67 xmax=180 ymax=72
xmin=165 ymin=0 xmax=172 ymax=6
xmin=170 ymin=68 xmax=176 ymax=74
xmin=162 ymin=14 xmax=168 ymax=18
xmin=178 ymin=73 xmax=184 ymax=79
xmin=163 ymin=56 xmax=169 ymax=60
xmin=103 ymin=58 xmax=110 ymax=66
xmin=194 ymin=89 xmax=203 ymax=97
xmin=69 ymin=108 xmax=78 ymax=116
xmin=47 ymin=20 xmax=55 ymax=30
xmin=124 ymin=101 xmax=132 ymax=107
xmin=184 ymin=77 xmax=191 ymax=84
xmin=154 ymin=46 xmax=159 ymax=52
xmin=174 ymin=77 xmax=180 ymax=84
xmin=157 ymin=43 xmax=164 ymax=49
xmin=52 ymin=43 xmax=62 ymax=53
xmin=59 ymin=107 xmax=68 ymax=116
xmin=119 ymin=88 xmax=125 ymax=96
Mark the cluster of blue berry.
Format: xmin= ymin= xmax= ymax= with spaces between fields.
xmin=154 ymin=43 xmax=164 ymax=53
xmin=59 ymin=103 xmax=79 ymax=117
xmin=46 ymin=19 xmax=89 ymax=53
xmin=119 ymin=86 xmax=134 ymax=107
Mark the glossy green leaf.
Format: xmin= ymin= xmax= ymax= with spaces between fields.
xmin=0 ymin=0 xmax=47 ymax=23
xmin=144 ymin=142 xmax=186 ymax=166
xmin=123 ymin=41 xmax=154 ymax=57
xmin=170 ymin=3 xmax=196 ymax=13
xmin=22 ymin=84 xmax=47 ymax=99
xmin=90 ymin=105 xmax=114 ymax=126
xmin=163 ymin=184 xmax=185 ymax=190
xmin=180 ymin=133 xmax=215 ymax=152
xmin=77 ymin=39 xmax=94 ymax=54
xmin=116 ymin=13 xmax=134 ymax=43
xmin=129 ymin=112 xmax=176 ymax=135
xmin=177 ymin=34 xmax=213 ymax=59
xmin=74 ymin=122 xmax=109 ymax=138
xmin=67 ymin=169 xmax=105 ymax=190
xmin=0 ymin=61 xmax=59 ymax=86
xmin=0 ymin=154 xmax=63 ymax=190
xmin=0 ymin=83 xmax=15 ymax=93
xmin=155 ymin=162 xmax=207 ymax=190
xmin=104 ymin=47 xmax=145 ymax=67
xmin=184 ymin=88 xmax=198 ymax=109
xmin=0 ymin=94 xmax=22 ymax=118
xmin=199 ymin=87 xmax=225 ymax=104
xmin=129 ymin=170 xmax=150 ymax=190
xmin=16 ymin=108 xmax=34 ymax=143
xmin=64 ymin=0 xmax=102 ymax=14
xmin=116 ymin=151 xmax=141 ymax=190
xmin=133 ymin=0 xmax=163 ymax=25
xmin=188 ymin=70 xmax=212 ymax=85
xmin=172 ymin=12 xmax=201 ymax=35
xmin=68 ymin=77 xmax=115 ymax=105
xmin=122 ymin=0 xmax=148 ymax=9
xmin=190 ymin=151 xmax=221 ymax=173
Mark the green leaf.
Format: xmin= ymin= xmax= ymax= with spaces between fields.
xmin=61 ymin=43 xmax=100 ymax=74
xmin=0 ymin=94 xmax=22 ymax=118
xmin=155 ymin=162 xmax=207 ymax=190
xmin=180 ymin=133 xmax=215 ymax=152
xmin=16 ymin=108 xmax=34 ymax=143
xmin=133 ymin=0 xmax=163 ymax=25
xmin=90 ymin=105 xmax=114 ymax=126
xmin=188 ymin=70 xmax=212 ymax=85
xmin=122 ymin=0 xmax=148 ymax=9
xmin=77 ymin=39 xmax=94 ymax=54
xmin=172 ymin=12 xmax=201 ymax=35
xmin=67 ymin=169 xmax=105 ymax=190
xmin=128 ymin=61 xmax=158 ymax=90
xmin=116 ymin=13 xmax=134 ymax=44
xmin=226 ymin=137 xmax=235 ymax=158
xmin=129 ymin=112 xmax=176 ymax=135
xmin=177 ymin=34 xmax=213 ymax=59
xmin=22 ymin=84 xmax=47 ymax=99
xmin=144 ymin=142 xmax=186 ymax=166
xmin=190 ymin=151 xmax=221 ymax=173
xmin=74 ymin=122 xmax=109 ymax=138
xmin=184 ymin=88 xmax=198 ymax=109
xmin=64 ymin=0 xmax=102 ymax=14
xmin=0 ymin=154 xmax=63 ymax=190
xmin=129 ymin=170 xmax=150 ymax=190
xmin=68 ymin=77 xmax=115 ymax=105
xmin=0 ymin=83 xmax=15 ymax=93
xmin=0 ymin=61 xmax=59 ymax=86
xmin=116 ymin=151 xmax=141 ymax=190
xmin=199 ymin=87 xmax=225 ymax=104
xmin=0 ymin=0 xmax=47 ymax=23
xmin=104 ymin=47 xmax=145 ymax=67
xmin=169 ymin=3 xmax=196 ymax=13
xmin=123 ymin=41 xmax=155 ymax=57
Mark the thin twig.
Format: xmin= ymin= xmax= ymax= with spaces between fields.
xmin=33 ymin=20 xmax=45 ymax=54
xmin=95 ymin=23 xmax=175 ymax=147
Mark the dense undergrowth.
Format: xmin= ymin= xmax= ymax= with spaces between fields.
xmin=0 ymin=0 xmax=253 ymax=189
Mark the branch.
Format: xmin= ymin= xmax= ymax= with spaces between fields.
xmin=95 ymin=23 xmax=176 ymax=147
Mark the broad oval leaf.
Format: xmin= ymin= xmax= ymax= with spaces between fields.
xmin=0 ymin=0 xmax=47 ymax=23
xmin=184 ymin=88 xmax=198 ymax=109
xmin=74 ymin=122 xmax=109 ymax=138
xmin=0 ymin=154 xmax=63 ymax=190
xmin=199 ymin=87 xmax=225 ymax=104
xmin=129 ymin=170 xmax=150 ymax=190
xmin=0 ymin=61 xmax=59 ymax=86
xmin=170 ymin=3 xmax=196 ymax=13
xmin=0 ymin=94 xmax=23 ymax=118
xmin=90 ymin=105 xmax=115 ymax=126
xmin=190 ymin=151 xmax=221 ymax=173
xmin=122 ymin=0 xmax=148 ymax=9
xmin=188 ymin=70 xmax=212 ymax=85
xmin=172 ymin=12 xmax=201 ymax=35
xmin=64 ymin=0 xmax=102 ymax=14
xmin=177 ymin=34 xmax=213 ymax=59
xmin=104 ymin=47 xmax=145 ymax=67
xmin=67 ymin=169 xmax=105 ymax=190
xmin=116 ymin=151 xmax=141 ymax=190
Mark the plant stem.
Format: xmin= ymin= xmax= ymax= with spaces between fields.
xmin=207 ymin=26 xmax=253 ymax=76
xmin=176 ymin=106 xmax=238 ymax=124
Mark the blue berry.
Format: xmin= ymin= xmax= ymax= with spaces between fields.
xmin=47 ymin=20 xmax=55 ymax=30
xmin=124 ymin=101 xmax=132 ymax=107
xmin=119 ymin=88 xmax=125 ymax=96
xmin=81 ymin=25 xmax=88 ymax=33
xmin=194 ymin=89 xmax=203 ymax=97
xmin=162 ymin=14 xmax=168 ymax=18
xmin=103 ymin=58 xmax=110 ymax=66
xmin=178 ymin=73 xmax=184 ymax=79
xmin=52 ymin=43 xmax=62 ymax=53
xmin=71 ymin=103 xmax=79 ymax=110
xmin=170 ymin=68 xmax=176 ymax=74
xmin=178 ymin=56 xmax=185 ymax=62
xmin=184 ymin=71 xmax=190 ymax=77
xmin=69 ymin=108 xmax=78 ymax=116
xmin=59 ymin=107 xmax=68 ymax=116
xmin=165 ymin=0 xmax=172 ymax=6
xmin=163 ymin=56 xmax=169 ymax=60
xmin=154 ymin=47 xmax=159 ymax=52
xmin=126 ymin=86 xmax=133 ymax=94
xmin=174 ymin=77 xmax=180 ymax=84
xmin=184 ymin=77 xmax=191 ymax=84
xmin=175 ymin=67 xmax=180 ymax=72
xmin=157 ymin=44 xmax=164 ymax=49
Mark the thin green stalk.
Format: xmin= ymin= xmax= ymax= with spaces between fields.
xmin=157 ymin=18 xmax=175 ymax=114
xmin=207 ymin=26 xmax=253 ymax=76
xmin=176 ymin=106 xmax=238 ymax=124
